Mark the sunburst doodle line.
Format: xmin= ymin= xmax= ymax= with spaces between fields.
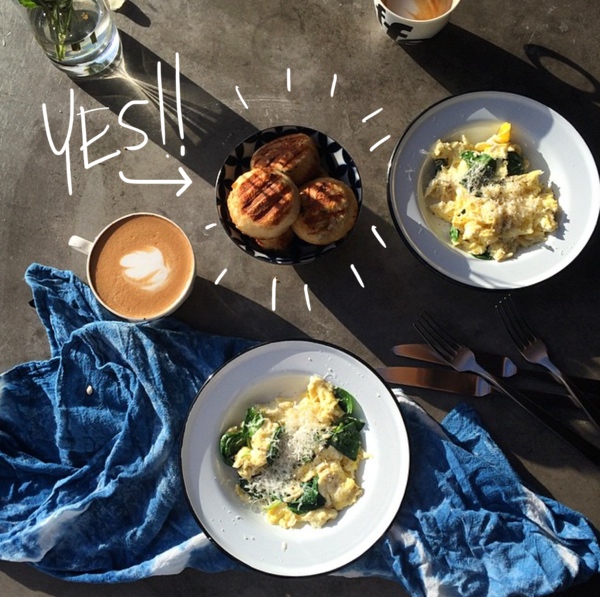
xmin=235 ymin=86 xmax=249 ymax=110
xmin=272 ymin=277 xmax=278 ymax=311
xmin=203 ymin=69 xmax=390 ymax=310
xmin=330 ymin=74 xmax=338 ymax=97
xmin=214 ymin=269 xmax=227 ymax=285
xmin=370 ymin=135 xmax=391 ymax=152
xmin=371 ymin=226 xmax=387 ymax=248
xmin=350 ymin=264 xmax=365 ymax=288
xmin=362 ymin=108 xmax=383 ymax=122
xmin=304 ymin=284 xmax=312 ymax=311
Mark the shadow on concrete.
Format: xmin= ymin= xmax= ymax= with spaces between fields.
xmin=176 ymin=276 xmax=307 ymax=342
xmin=401 ymin=24 xmax=600 ymax=160
xmin=293 ymin=27 xmax=600 ymax=472
xmin=75 ymin=30 xmax=258 ymax=186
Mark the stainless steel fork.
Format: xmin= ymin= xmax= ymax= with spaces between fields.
xmin=413 ymin=311 xmax=600 ymax=465
xmin=497 ymin=296 xmax=600 ymax=431
xmin=413 ymin=311 xmax=504 ymax=393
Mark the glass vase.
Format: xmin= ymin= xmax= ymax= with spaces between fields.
xmin=25 ymin=0 xmax=122 ymax=78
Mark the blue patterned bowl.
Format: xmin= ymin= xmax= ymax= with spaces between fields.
xmin=216 ymin=125 xmax=362 ymax=265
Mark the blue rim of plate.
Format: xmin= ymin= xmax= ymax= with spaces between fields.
xmin=216 ymin=125 xmax=363 ymax=265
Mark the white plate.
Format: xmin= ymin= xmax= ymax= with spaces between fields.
xmin=180 ymin=340 xmax=410 ymax=577
xmin=387 ymin=91 xmax=600 ymax=289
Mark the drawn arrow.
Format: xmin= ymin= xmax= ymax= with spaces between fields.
xmin=119 ymin=167 xmax=192 ymax=197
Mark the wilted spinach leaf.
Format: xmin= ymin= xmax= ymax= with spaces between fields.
xmin=333 ymin=387 xmax=355 ymax=414
xmin=506 ymin=151 xmax=524 ymax=175
xmin=238 ymin=478 xmax=264 ymax=499
xmin=328 ymin=415 xmax=365 ymax=461
xmin=219 ymin=429 xmax=246 ymax=466
xmin=219 ymin=406 xmax=266 ymax=466
xmin=434 ymin=158 xmax=447 ymax=174
xmin=287 ymin=477 xmax=325 ymax=514
xmin=242 ymin=407 xmax=265 ymax=438
xmin=460 ymin=150 xmax=497 ymax=192
xmin=266 ymin=424 xmax=283 ymax=465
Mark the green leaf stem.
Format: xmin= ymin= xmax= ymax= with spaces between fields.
xmin=19 ymin=0 xmax=75 ymax=61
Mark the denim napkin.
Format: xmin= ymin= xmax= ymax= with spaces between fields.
xmin=0 ymin=264 xmax=598 ymax=596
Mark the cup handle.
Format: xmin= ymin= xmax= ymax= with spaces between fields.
xmin=68 ymin=235 xmax=93 ymax=255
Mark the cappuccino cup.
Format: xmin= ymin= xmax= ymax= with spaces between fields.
xmin=69 ymin=212 xmax=196 ymax=321
xmin=374 ymin=0 xmax=461 ymax=44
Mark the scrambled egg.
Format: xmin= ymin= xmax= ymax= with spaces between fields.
xmin=424 ymin=122 xmax=559 ymax=261
xmin=222 ymin=375 xmax=365 ymax=529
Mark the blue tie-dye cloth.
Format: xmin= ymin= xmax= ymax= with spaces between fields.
xmin=0 ymin=264 xmax=598 ymax=596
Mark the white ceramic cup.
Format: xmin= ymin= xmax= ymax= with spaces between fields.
xmin=373 ymin=0 xmax=461 ymax=43
xmin=69 ymin=212 xmax=196 ymax=321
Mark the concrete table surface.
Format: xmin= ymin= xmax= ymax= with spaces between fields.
xmin=1 ymin=0 xmax=599 ymax=594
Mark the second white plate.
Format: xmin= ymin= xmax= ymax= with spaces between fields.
xmin=387 ymin=91 xmax=600 ymax=289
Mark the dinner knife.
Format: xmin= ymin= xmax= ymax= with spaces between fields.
xmin=378 ymin=366 xmax=594 ymax=408
xmin=393 ymin=343 xmax=517 ymax=377
xmin=393 ymin=343 xmax=600 ymax=396
xmin=377 ymin=366 xmax=492 ymax=396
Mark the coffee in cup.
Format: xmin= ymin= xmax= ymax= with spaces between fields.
xmin=385 ymin=0 xmax=452 ymax=20
xmin=69 ymin=213 xmax=195 ymax=321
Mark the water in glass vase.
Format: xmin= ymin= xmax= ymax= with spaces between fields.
xmin=29 ymin=0 xmax=121 ymax=78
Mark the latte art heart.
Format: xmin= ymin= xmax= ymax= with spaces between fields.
xmin=120 ymin=247 xmax=170 ymax=291
xmin=89 ymin=214 xmax=194 ymax=320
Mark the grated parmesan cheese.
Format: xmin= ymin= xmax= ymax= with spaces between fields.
xmin=225 ymin=375 xmax=364 ymax=529
xmin=424 ymin=122 xmax=559 ymax=261
xmin=240 ymin=391 xmax=333 ymax=502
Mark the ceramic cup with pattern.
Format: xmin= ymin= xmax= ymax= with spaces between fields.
xmin=373 ymin=0 xmax=461 ymax=44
